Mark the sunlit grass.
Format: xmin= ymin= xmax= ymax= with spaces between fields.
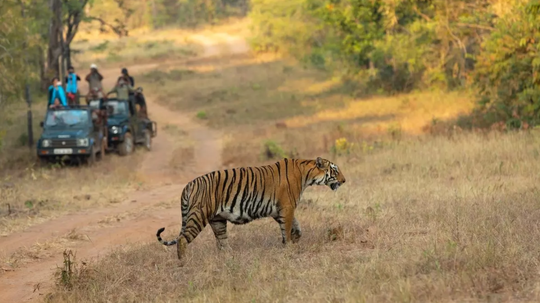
xmin=284 ymin=90 xmax=475 ymax=134
xmin=46 ymin=132 xmax=540 ymax=302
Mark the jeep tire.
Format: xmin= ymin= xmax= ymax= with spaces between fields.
xmin=143 ymin=129 xmax=152 ymax=151
xmin=118 ymin=132 xmax=134 ymax=156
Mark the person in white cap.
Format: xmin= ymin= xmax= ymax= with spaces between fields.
xmin=85 ymin=63 xmax=104 ymax=94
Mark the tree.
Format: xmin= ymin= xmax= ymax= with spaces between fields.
xmin=46 ymin=0 xmax=129 ymax=89
xmin=473 ymin=0 xmax=540 ymax=128
xmin=0 ymin=0 xmax=47 ymax=105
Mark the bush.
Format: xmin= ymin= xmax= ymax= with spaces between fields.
xmin=196 ymin=111 xmax=208 ymax=119
xmin=473 ymin=1 xmax=540 ymax=129
xmin=261 ymin=140 xmax=287 ymax=160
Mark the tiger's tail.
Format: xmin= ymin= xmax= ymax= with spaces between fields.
xmin=156 ymin=227 xmax=178 ymax=246
xmin=156 ymin=182 xmax=195 ymax=246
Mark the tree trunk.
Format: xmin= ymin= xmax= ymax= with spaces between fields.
xmin=151 ymin=0 xmax=157 ymax=28
xmin=46 ymin=0 xmax=62 ymax=82
xmin=39 ymin=46 xmax=48 ymax=92
xmin=60 ymin=20 xmax=66 ymax=90
xmin=60 ymin=51 xmax=66 ymax=89
xmin=65 ymin=44 xmax=72 ymax=69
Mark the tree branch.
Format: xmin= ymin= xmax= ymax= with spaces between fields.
xmin=65 ymin=13 xmax=82 ymax=45
xmin=16 ymin=0 xmax=25 ymax=17
xmin=86 ymin=16 xmax=129 ymax=37
xmin=455 ymin=23 xmax=494 ymax=31
xmin=412 ymin=5 xmax=431 ymax=22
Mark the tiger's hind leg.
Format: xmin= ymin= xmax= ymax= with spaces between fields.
xmin=209 ymin=218 xmax=231 ymax=251
xmin=177 ymin=211 xmax=208 ymax=263
xmin=177 ymin=236 xmax=188 ymax=265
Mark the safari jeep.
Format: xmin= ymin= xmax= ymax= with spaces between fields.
xmin=104 ymin=97 xmax=157 ymax=156
xmin=37 ymin=106 xmax=107 ymax=165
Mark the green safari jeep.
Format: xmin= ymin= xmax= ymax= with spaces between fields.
xmin=37 ymin=106 xmax=107 ymax=165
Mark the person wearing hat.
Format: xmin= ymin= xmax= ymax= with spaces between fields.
xmin=85 ymin=63 xmax=104 ymax=94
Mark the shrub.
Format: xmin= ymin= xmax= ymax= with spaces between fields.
xmin=473 ymin=0 xmax=540 ymax=129
xmin=330 ymin=137 xmax=354 ymax=156
xmin=262 ymin=140 xmax=287 ymax=160
xmin=196 ymin=111 xmax=208 ymax=119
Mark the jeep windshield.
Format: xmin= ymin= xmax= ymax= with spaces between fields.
xmin=106 ymin=100 xmax=128 ymax=117
xmin=44 ymin=110 xmax=90 ymax=130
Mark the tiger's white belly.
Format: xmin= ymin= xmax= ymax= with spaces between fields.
xmin=216 ymin=202 xmax=279 ymax=225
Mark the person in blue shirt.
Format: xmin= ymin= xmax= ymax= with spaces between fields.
xmin=48 ymin=77 xmax=68 ymax=108
xmin=65 ymin=66 xmax=81 ymax=105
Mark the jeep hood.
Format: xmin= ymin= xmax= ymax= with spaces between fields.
xmin=40 ymin=129 xmax=90 ymax=139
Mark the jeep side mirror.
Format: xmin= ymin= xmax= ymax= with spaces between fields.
xmin=40 ymin=121 xmax=44 ymax=128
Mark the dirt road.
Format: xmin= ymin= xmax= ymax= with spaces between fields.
xmin=0 ymin=32 xmax=249 ymax=303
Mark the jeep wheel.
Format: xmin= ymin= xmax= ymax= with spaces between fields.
xmin=118 ymin=132 xmax=134 ymax=156
xmin=143 ymin=129 xmax=152 ymax=151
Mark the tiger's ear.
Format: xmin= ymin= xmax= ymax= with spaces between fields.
xmin=316 ymin=157 xmax=324 ymax=169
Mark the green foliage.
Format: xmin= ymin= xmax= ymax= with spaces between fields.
xmin=262 ymin=140 xmax=287 ymax=160
xmin=24 ymin=200 xmax=34 ymax=209
xmin=251 ymin=0 xmax=540 ymax=126
xmin=473 ymin=0 xmax=540 ymax=128
xmin=196 ymin=111 xmax=208 ymax=119
xmin=250 ymin=0 xmax=494 ymax=92
xmin=0 ymin=0 xmax=46 ymax=104
xmin=249 ymin=0 xmax=319 ymax=56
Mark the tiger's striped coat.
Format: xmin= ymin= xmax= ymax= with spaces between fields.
xmin=156 ymin=157 xmax=346 ymax=261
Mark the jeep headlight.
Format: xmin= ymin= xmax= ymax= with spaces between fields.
xmin=77 ymin=138 xmax=89 ymax=147
xmin=42 ymin=139 xmax=51 ymax=148
xmin=111 ymin=126 xmax=119 ymax=134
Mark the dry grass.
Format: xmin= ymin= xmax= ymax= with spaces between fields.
xmin=72 ymin=17 xmax=251 ymax=69
xmin=136 ymin=48 xmax=473 ymax=168
xmin=45 ymin=131 xmax=540 ymax=302
xmin=72 ymin=31 xmax=202 ymax=67
xmin=140 ymin=53 xmax=473 ymax=131
xmin=0 ymin=153 xmax=144 ymax=237
xmin=1 ymin=229 xmax=91 ymax=269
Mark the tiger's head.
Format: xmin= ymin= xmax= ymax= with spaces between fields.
xmin=312 ymin=157 xmax=346 ymax=191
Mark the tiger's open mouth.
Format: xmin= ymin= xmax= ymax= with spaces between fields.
xmin=330 ymin=182 xmax=341 ymax=191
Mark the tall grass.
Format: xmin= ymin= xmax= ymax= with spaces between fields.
xmin=46 ymin=131 xmax=540 ymax=302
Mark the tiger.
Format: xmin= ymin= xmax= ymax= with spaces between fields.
xmin=156 ymin=157 xmax=346 ymax=262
